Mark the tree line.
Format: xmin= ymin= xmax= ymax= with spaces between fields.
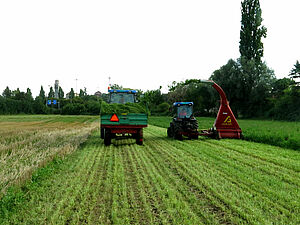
xmin=0 ymin=86 xmax=101 ymax=115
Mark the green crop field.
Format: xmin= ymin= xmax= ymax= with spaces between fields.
xmin=149 ymin=116 xmax=300 ymax=150
xmin=0 ymin=115 xmax=299 ymax=224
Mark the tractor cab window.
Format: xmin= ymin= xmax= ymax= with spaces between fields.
xmin=110 ymin=93 xmax=135 ymax=104
xmin=177 ymin=105 xmax=193 ymax=118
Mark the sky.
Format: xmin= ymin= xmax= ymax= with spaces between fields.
xmin=0 ymin=0 xmax=299 ymax=97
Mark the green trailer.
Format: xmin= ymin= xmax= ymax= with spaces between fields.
xmin=100 ymin=89 xmax=148 ymax=146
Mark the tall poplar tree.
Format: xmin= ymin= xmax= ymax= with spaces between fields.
xmin=69 ymin=88 xmax=75 ymax=99
xmin=39 ymin=86 xmax=46 ymax=100
xmin=58 ymin=87 xmax=64 ymax=99
xmin=240 ymin=0 xmax=267 ymax=63
xmin=25 ymin=88 xmax=33 ymax=100
xmin=48 ymin=87 xmax=54 ymax=98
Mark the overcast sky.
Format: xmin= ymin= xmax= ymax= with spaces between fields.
xmin=0 ymin=0 xmax=299 ymax=96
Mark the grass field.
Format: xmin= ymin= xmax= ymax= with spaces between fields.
xmin=149 ymin=116 xmax=300 ymax=150
xmin=0 ymin=115 xmax=98 ymax=197
xmin=1 ymin=117 xmax=299 ymax=224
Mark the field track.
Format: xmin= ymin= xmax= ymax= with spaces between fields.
xmin=1 ymin=125 xmax=300 ymax=224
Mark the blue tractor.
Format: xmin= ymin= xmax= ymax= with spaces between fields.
xmin=167 ymin=102 xmax=199 ymax=140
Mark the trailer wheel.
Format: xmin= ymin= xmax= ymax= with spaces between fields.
xmin=136 ymin=129 xmax=143 ymax=145
xmin=104 ymin=129 xmax=111 ymax=146
xmin=100 ymin=128 xmax=105 ymax=139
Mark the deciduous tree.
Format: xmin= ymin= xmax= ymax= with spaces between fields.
xmin=2 ymin=86 xmax=11 ymax=98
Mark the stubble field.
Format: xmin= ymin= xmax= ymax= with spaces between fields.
xmin=0 ymin=115 xmax=299 ymax=224
xmin=0 ymin=115 xmax=98 ymax=197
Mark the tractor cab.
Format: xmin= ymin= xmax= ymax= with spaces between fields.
xmin=108 ymin=89 xmax=138 ymax=104
xmin=173 ymin=102 xmax=194 ymax=119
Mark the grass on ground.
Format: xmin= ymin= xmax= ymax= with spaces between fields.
xmin=1 ymin=126 xmax=299 ymax=224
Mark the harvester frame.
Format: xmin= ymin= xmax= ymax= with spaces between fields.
xmin=198 ymin=80 xmax=242 ymax=139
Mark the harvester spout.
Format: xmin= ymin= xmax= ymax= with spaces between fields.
xmin=199 ymin=80 xmax=228 ymax=105
xmin=199 ymin=79 xmax=242 ymax=139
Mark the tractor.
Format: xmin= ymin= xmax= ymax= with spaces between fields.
xmin=167 ymin=102 xmax=199 ymax=140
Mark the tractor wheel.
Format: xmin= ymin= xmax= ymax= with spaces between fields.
xmin=192 ymin=134 xmax=199 ymax=139
xmin=104 ymin=129 xmax=111 ymax=146
xmin=167 ymin=122 xmax=175 ymax=138
xmin=175 ymin=133 xmax=183 ymax=140
xmin=136 ymin=129 xmax=143 ymax=145
xmin=191 ymin=119 xmax=199 ymax=130
xmin=100 ymin=128 xmax=105 ymax=139
xmin=174 ymin=126 xmax=183 ymax=140
xmin=167 ymin=126 xmax=174 ymax=138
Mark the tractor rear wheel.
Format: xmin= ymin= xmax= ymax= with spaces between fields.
xmin=191 ymin=119 xmax=199 ymax=130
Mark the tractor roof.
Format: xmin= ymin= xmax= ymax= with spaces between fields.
xmin=108 ymin=89 xmax=137 ymax=94
xmin=173 ymin=102 xmax=193 ymax=107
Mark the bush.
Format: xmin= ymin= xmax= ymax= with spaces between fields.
xmin=62 ymin=103 xmax=87 ymax=115
xmin=272 ymin=86 xmax=300 ymax=121
xmin=151 ymin=102 xmax=170 ymax=116
xmin=85 ymin=101 xmax=101 ymax=115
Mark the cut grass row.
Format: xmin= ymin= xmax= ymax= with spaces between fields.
xmin=1 ymin=125 xmax=299 ymax=224
xmin=0 ymin=115 xmax=98 ymax=197
xmin=148 ymin=116 xmax=300 ymax=150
